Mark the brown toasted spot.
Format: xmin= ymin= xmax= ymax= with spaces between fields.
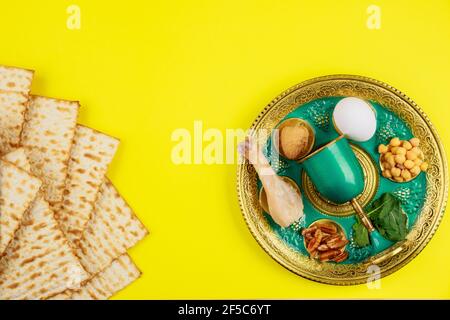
xmin=30 ymin=272 xmax=42 ymax=280
xmin=8 ymin=282 xmax=19 ymax=289
xmin=33 ymin=222 xmax=47 ymax=231
xmin=83 ymin=153 xmax=101 ymax=162
xmin=86 ymin=181 xmax=96 ymax=188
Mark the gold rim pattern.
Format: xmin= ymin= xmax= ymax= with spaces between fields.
xmin=236 ymin=74 xmax=448 ymax=285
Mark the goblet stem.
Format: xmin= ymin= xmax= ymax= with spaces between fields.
xmin=350 ymin=198 xmax=375 ymax=232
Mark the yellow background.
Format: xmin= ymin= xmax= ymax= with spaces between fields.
xmin=1 ymin=0 xmax=449 ymax=299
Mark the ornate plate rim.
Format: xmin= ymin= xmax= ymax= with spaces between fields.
xmin=236 ymin=74 xmax=449 ymax=285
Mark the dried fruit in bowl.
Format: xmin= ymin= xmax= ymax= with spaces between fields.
xmin=303 ymin=221 xmax=349 ymax=263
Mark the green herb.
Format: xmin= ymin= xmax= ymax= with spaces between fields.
xmin=368 ymin=193 xmax=408 ymax=241
xmin=352 ymin=218 xmax=370 ymax=247
xmin=351 ymin=193 xmax=408 ymax=247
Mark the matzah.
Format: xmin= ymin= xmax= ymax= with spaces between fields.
xmin=0 ymin=92 xmax=29 ymax=155
xmin=0 ymin=197 xmax=89 ymax=299
xmin=50 ymin=254 xmax=141 ymax=300
xmin=76 ymin=179 xmax=148 ymax=275
xmin=57 ymin=125 xmax=119 ymax=243
xmin=0 ymin=65 xmax=33 ymax=93
xmin=0 ymin=160 xmax=42 ymax=255
xmin=0 ymin=65 xmax=33 ymax=155
xmin=2 ymin=148 xmax=31 ymax=172
xmin=20 ymin=96 xmax=79 ymax=203
xmin=0 ymin=151 xmax=89 ymax=300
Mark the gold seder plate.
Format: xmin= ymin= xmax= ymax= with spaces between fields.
xmin=236 ymin=75 xmax=448 ymax=285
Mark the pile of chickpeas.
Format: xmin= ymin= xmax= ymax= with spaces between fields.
xmin=378 ymin=137 xmax=428 ymax=182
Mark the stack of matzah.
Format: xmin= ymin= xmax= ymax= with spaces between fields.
xmin=0 ymin=65 xmax=148 ymax=300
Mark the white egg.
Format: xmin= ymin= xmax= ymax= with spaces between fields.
xmin=332 ymin=97 xmax=377 ymax=142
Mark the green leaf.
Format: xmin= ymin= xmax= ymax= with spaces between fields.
xmin=365 ymin=193 xmax=408 ymax=242
xmin=352 ymin=219 xmax=370 ymax=247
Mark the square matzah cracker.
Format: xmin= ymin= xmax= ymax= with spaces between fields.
xmin=0 ymin=159 xmax=42 ymax=255
xmin=57 ymin=125 xmax=119 ymax=243
xmin=1 ymin=148 xmax=31 ymax=172
xmin=20 ymin=96 xmax=79 ymax=203
xmin=0 ymin=92 xmax=29 ymax=155
xmin=0 ymin=65 xmax=33 ymax=93
xmin=0 ymin=65 xmax=33 ymax=155
xmin=0 ymin=150 xmax=89 ymax=300
xmin=50 ymin=254 xmax=141 ymax=300
xmin=76 ymin=179 xmax=148 ymax=275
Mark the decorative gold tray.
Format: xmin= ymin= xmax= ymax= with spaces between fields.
xmin=236 ymin=75 xmax=448 ymax=285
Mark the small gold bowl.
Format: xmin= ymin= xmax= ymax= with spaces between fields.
xmin=272 ymin=118 xmax=315 ymax=161
xmin=258 ymin=176 xmax=300 ymax=214
xmin=302 ymin=219 xmax=348 ymax=260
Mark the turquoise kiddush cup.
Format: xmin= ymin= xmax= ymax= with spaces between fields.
xmin=301 ymin=135 xmax=378 ymax=239
xmin=301 ymin=135 xmax=363 ymax=204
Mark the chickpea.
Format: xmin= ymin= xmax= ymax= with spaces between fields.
xmin=395 ymin=154 xmax=406 ymax=164
xmin=404 ymin=159 xmax=414 ymax=169
xmin=378 ymin=144 xmax=388 ymax=154
xmin=390 ymin=137 xmax=401 ymax=147
xmin=410 ymin=137 xmax=420 ymax=147
xmin=420 ymin=162 xmax=429 ymax=171
xmin=382 ymin=170 xmax=392 ymax=178
xmin=411 ymin=147 xmax=421 ymax=155
xmin=410 ymin=166 xmax=421 ymax=176
xmin=406 ymin=150 xmax=418 ymax=161
xmin=394 ymin=147 xmax=406 ymax=155
xmin=402 ymin=141 xmax=413 ymax=150
xmin=401 ymin=169 xmax=412 ymax=180
xmin=379 ymin=136 xmax=427 ymax=183
xmin=386 ymin=154 xmax=396 ymax=167
xmin=391 ymin=167 xmax=401 ymax=177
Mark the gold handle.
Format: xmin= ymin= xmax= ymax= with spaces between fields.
xmin=364 ymin=243 xmax=406 ymax=266
xmin=350 ymin=198 xmax=375 ymax=232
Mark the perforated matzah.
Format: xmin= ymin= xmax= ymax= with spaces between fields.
xmin=0 ymin=65 xmax=33 ymax=93
xmin=57 ymin=125 xmax=119 ymax=243
xmin=76 ymin=179 xmax=147 ymax=275
xmin=0 ymin=151 xmax=89 ymax=300
xmin=0 ymin=65 xmax=33 ymax=155
xmin=0 ymin=92 xmax=29 ymax=155
xmin=0 ymin=160 xmax=42 ymax=255
xmin=50 ymin=254 xmax=140 ymax=300
xmin=20 ymin=96 xmax=79 ymax=203
xmin=2 ymin=148 xmax=31 ymax=172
